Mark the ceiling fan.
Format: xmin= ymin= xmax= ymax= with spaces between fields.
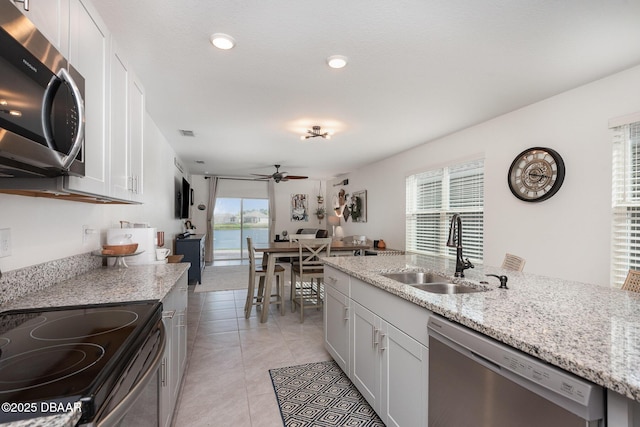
xmin=252 ymin=165 xmax=308 ymax=183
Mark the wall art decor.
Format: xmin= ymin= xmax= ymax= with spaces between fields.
xmin=291 ymin=193 xmax=308 ymax=221
xmin=350 ymin=190 xmax=367 ymax=222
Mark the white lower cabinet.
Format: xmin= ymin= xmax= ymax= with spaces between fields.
xmin=324 ymin=266 xmax=430 ymax=427
xmin=324 ymin=282 xmax=350 ymax=373
xmin=351 ymin=301 xmax=382 ymax=409
xmin=382 ymin=323 xmax=429 ymax=427
xmin=160 ymin=272 xmax=188 ymax=427
xmin=351 ymin=302 xmax=429 ymax=427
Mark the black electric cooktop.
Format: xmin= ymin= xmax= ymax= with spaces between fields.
xmin=0 ymin=300 xmax=162 ymax=423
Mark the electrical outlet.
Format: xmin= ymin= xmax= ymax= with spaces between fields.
xmin=83 ymin=225 xmax=97 ymax=245
xmin=0 ymin=228 xmax=11 ymax=258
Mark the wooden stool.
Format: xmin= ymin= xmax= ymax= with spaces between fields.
xmin=245 ymin=237 xmax=285 ymax=318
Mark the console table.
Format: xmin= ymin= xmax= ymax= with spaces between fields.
xmin=175 ymin=234 xmax=205 ymax=284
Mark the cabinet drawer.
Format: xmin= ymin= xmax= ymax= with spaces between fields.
xmin=324 ymin=266 xmax=350 ymax=296
xmin=351 ymin=278 xmax=431 ymax=347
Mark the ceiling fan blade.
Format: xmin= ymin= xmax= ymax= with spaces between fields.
xmin=285 ymin=175 xmax=308 ymax=180
xmin=251 ymin=174 xmax=272 ymax=178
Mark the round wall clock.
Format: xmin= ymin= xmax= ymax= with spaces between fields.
xmin=507 ymin=147 xmax=565 ymax=202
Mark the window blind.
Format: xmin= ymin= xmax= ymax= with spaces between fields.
xmin=406 ymin=159 xmax=484 ymax=261
xmin=611 ymin=119 xmax=640 ymax=287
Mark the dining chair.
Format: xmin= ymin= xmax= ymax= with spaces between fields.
xmin=622 ymin=269 xmax=640 ymax=292
xmin=290 ymin=237 xmax=332 ymax=322
xmin=502 ymin=253 xmax=526 ymax=272
xmin=244 ymin=237 xmax=285 ymax=319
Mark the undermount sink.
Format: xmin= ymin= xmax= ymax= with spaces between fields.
xmin=381 ymin=272 xmax=488 ymax=294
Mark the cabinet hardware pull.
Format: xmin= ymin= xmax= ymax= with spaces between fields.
xmin=373 ymin=327 xmax=379 ymax=347
xmin=327 ymin=276 xmax=337 ymax=284
xmin=15 ymin=0 xmax=30 ymax=13
xmin=379 ymin=333 xmax=387 ymax=352
xmin=163 ymin=310 xmax=176 ymax=319
xmin=343 ymin=307 xmax=349 ymax=321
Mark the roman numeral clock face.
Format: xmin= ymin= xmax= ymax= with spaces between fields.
xmin=508 ymin=147 xmax=565 ymax=202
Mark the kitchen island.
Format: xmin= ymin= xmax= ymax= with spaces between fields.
xmin=323 ymin=253 xmax=640 ymax=425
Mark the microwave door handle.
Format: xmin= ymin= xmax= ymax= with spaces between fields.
xmin=41 ymin=68 xmax=85 ymax=171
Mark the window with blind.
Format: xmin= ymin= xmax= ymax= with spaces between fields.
xmin=406 ymin=159 xmax=484 ymax=261
xmin=611 ymin=113 xmax=640 ymax=287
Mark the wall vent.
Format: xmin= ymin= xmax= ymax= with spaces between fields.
xmin=179 ymin=129 xmax=195 ymax=137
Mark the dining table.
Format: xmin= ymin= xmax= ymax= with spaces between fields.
xmin=253 ymin=239 xmax=372 ymax=323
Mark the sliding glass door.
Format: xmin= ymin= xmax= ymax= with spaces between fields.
xmin=213 ymin=198 xmax=269 ymax=260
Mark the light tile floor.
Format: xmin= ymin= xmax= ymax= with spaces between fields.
xmin=172 ymin=279 xmax=331 ymax=427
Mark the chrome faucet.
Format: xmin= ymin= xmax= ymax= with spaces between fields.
xmin=446 ymin=213 xmax=474 ymax=277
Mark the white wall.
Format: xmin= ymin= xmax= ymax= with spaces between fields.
xmin=331 ymin=65 xmax=640 ymax=286
xmin=273 ymin=179 xmax=327 ymax=237
xmin=0 ymin=112 xmax=186 ymax=271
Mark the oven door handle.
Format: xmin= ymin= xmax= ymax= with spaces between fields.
xmin=96 ymin=323 xmax=166 ymax=427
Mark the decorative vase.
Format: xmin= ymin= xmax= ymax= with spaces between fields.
xmin=378 ymin=239 xmax=386 ymax=249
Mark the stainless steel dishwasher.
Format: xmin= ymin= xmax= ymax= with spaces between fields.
xmin=428 ymin=315 xmax=605 ymax=427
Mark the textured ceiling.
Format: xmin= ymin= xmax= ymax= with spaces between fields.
xmin=90 ymin=0 xmax=640 ymax=180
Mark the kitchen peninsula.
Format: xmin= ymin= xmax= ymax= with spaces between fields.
xmin=323 ymin=254 xmax=640 ymax=426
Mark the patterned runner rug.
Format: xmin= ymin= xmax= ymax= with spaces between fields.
xmin=269 ymin=360 xmax=385 ymax=427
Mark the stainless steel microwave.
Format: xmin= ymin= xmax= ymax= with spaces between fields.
xmin=0 ymin=1 xmax=85 ymax=178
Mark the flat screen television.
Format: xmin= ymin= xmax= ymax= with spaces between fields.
xmin=175 ymin=177 xmax=191 ymax=219
xmin=180 ymin=177 xmax=191 ymax=219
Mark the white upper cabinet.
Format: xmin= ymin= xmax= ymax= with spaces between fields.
xmin=109 ymin=46 xmax=129 ymax=200
xmin=10 ymin=0 xmax=69 ymax=55
xmin=65 ymin=0 xmax=109 ymax=196
xmin=9 ymin=0 xmax=145 ymax=203
xmin=109 ymin=42 xmax=145 ymax=201
xmin=128 ymin=77 xmax=144 ymax=200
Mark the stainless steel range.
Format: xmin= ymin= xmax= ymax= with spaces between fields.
xmin=0 ymin=301 xmax=164 ymax=425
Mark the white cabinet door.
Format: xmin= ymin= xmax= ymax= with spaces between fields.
xmin=11 ymin=0 xmax=69 ymax=55
xmin=159 ymin=287 xmax=175 ymax=427
xmin=108 ymin=42 xmax=145 ymax=201
xmin=381 ymin=323 xmax=429 ymax=427
xmin=159 ymin=272 xmax=188 ymax=427
xmin=66 ymin=0 xmax=109 ymax=196
xmin=171 ymin=279 xmax=187 ymax=403
xmin=109 ymin=46 xmax=130 ymax=200
xmin=351 ymin=301 xmax=381 ymax=411
xmin=128 ymin=77 xmax=144 ymax=200
xmin=324 ymin=285 xmax=350 ymax=373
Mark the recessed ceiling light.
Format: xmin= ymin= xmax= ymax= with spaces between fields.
xmin=210 ymin=33 xmax=236 ymax=50
xmin=327 ymin=55 xmax=348 ymax=69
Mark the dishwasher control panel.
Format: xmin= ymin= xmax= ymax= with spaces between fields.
xmin=500 ymin=352 xmax=590 ymax=403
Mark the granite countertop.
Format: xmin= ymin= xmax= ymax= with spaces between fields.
xmin=0 ymin=263 xmax=190 ymax=311
xmin=323 ymin=254 xmax=640 ymax=402
xmin=0 ymin=263 xmax=190 ymax=427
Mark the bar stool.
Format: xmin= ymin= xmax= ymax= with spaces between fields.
xmin=622 ymin=270 xmax=640 ymax=292
xmin=502 ymin=253 xmax=526 ymax=272
xmin=291 ymin=238 xmax=332 ymax=322
xmin=244 ymin=237 xmax=285 ymax=319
